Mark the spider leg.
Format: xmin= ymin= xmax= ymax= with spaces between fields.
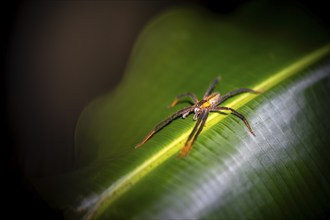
xmin=211 ymin=106 xmax=255 ymax=136
xmin=178 ymin=113 xmax=203 ymax=157
xmin=203 ymin=76 xmax=221 ymax=99
xmin=178 ymin=110 xmax=209 ymax=158
xmin=216 ymin=88 xmax=260 ymax=105
xmin=135 ymin=106 xmax=194 ymax=148
xmin=170 ymin=92 xmax=198 ymax=107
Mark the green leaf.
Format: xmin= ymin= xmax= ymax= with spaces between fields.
xmin=33 ymin=1 xmax=330 ymax=219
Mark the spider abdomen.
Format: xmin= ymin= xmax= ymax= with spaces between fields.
xmin=201 ymin=92 xmax=220 ymax=108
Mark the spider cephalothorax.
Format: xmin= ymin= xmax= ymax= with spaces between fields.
xmin=136 ymin=76 xmax=260 ymax=158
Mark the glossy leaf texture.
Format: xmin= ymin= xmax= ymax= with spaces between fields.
xmin=32 ymin=1 xmax=330 ymax=219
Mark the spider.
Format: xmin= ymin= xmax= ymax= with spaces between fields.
xmin=135 ymin=76 xmax=260 ymax=158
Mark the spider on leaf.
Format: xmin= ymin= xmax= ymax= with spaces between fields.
xmin=135 ymin=76 xmax=260 ymax=158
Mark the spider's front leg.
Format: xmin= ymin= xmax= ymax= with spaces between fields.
xmin=178 ymin=110 xmax=209 ymax=158
xmin=211 ymin=106 xmax=255 ymax=136
xmin=170 ymin=92 xmax=199 ymax=108
xmin=135 ymin=106 xmax=194 ymax=148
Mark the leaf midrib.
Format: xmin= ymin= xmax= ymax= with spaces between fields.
xmin=84 ymin=44 xmax=330 ymax=220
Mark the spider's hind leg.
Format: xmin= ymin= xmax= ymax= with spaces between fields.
xmin=211 ymin=106 xmax=256 ymax=136
xmin=217 ymin=88 xmax=260 ymax=105
xmin=203 ymin=76 xmax=221 ymax=99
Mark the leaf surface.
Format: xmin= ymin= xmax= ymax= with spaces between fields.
xmin=33 ymin=1 xmax=330 ymax=219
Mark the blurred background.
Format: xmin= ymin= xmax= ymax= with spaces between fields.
xmin=2 ymin=0 xmax=328 ymax=219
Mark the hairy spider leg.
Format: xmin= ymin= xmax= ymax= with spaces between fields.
xmin=135 ymin=106 xmax=194 ymax=148
xmin=170 ymin=92 xmax=199 ymax=108
xmin=211 ymin=106 xmax=255 ymax=136
xmin=216 ymin=88 xmax=260 ymax=105
xmin=178 ymin=112 xmax=203 ymax=157
xmin=203 ymin=76 xmax=221 ymax=99
xmin=178 ymin=110 xmax=209 ymax=158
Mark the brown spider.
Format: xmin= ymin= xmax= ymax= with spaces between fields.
xmin=135 ymin=76 xmax=260 ymax=158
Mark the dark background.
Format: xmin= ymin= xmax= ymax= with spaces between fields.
xmin=2 ymin=0 xmax=328 ymax=219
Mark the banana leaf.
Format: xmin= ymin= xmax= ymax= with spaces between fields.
xmin=33 ymin=1 xmax=330 ymax=219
